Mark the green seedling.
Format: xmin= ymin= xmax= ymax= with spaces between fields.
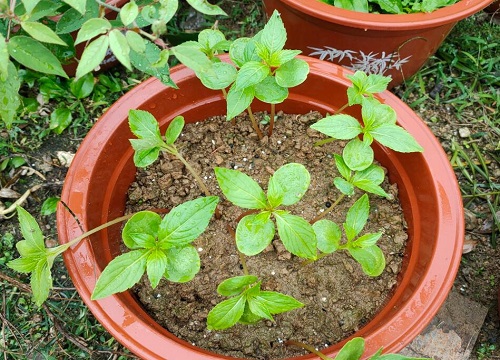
xmin=312 ymin=194 xmax=386 ymax=277
xmin=92 ymin=196 xmax=219 ymax=299
xmin=128 ymin=109 xmax=212 ymax=197
xmin=215 ymin=163 xmax=318 ymax=260
xmin=287 ymin=336 xmax=430 ymax=359
xmin=207 ymin=275 xmax=303 ymax=330
xmin=321 ymin=0 xmax=458 ymax=14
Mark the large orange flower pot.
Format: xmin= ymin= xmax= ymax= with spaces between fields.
xmin=57 ymin=56 xmax=463 ymax=359
xmin=263 ymin=0 xmax=493 ymax=87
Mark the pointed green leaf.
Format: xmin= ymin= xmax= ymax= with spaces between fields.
xmin=7 ymin=257 xmax=39 ymax=273
xmin=130 ymin=40 xmax=175 ymax=87
xmin=236 ymin=213 xmax=275 ymax=256
xmin=229 ymin=37 xmax=251 ymax=67
xmin=75 ymin=18 xmax=112 ymax=45
xmin=92 ymin=249 xmax=149 ymax=300
xmin=343 ymin=138 xmax=374 ymax=171
xmin=214 ymin=167 xmax=267 ymax=209
xmin=122 ymin=211 xmax=162 ymax=249
xmin=267 ymin=163 xmax=310 ymax=206
xmin=49 ymin=107 xmax=72 ymax=134
xmin=158 ymin=196 xmax=219 ymax=248
xmin=56 ymin=0 xmax=100 ymax=34
xmin=334 ymin=177 xmax=355 ymax=196
xmin=275 ymin=58 xmax=309 ymax=88
xmin=253 ymin=290 xmax=304 ymax=314
xmin=31 ymin=259 xmax=52 ymax=307
xmin=120 ymin=0 xmax=139 ymax=26
xmin=198 ymin=62 xmax=237 ymax=90
xmin=0 ymin=62 xmax=21 ymax=129
xmin=165 ymin=116 xmax=184 ymax=145
xmin=40 ymin=197 xmax=60 ymax=216
xmin=313 ymin=219 xmax=341 ymax=254
xmin=207 ymin=294 xmax=246 ymax=330
xmin=239 ymin=302 xmax=263 ymax=324
xmin=348 ymin=245 xmax=386 ymax=277
xmin=171 ymin=44 xmax=212 ymax=73
xmin=17 ymin=207 xmax=45 ymax=254
xmin=334 ymin=337 xmax=365 ymax=360
xmin=352 ymin=164 xmax=390 ymax=198
xmin=370 ymin=352 xmax=431 ymax=360
xmin=70 ymin=73 xmax=94 ymax=99
xmin=344 ymin=194 xmax=370 ymax=241
xmin=226 ymin=85 xmax=255 ymax=121
xmin=311 ymin=114 xmax=362 ymax=140
xmin=8 ymin=36 xmax=67 ymax=78
xmin=128 ymin=109 xmax=162 ymax=141
xmin=186 ymin=0 xmax=227 ymax=15
xmin=362 ymin=99 xmax=397 ymax=130
xmin=254 ymin=76 xmax=288 ymax=104
xmin=217 ymin=275 xmax=258 ymax=297
xmin=247 ymin=295 xmax=274 ymax=321
xmin=109 ymin=29 xmax=132 ymax=70
xmin=164 ymin=245 xmax=200 ymax=283
xmin=21 ymin=21 xmax=67 ymax=46
xmin=369 ymin=124 xmax=424 ymax=153
xmin=260 ymin=10 xmax=287 ymax=54
xmin=268 ymin=49 xmax=301 ymax=67
xmin=352 ymin=232 xmax=383 ymax=248
xmin=373 ymin=0 xmax=404 ymax=13
xmin=75 ymin=35 xmax=109 ymax=79
xmin=63 ymin=0 xmax=86 ymax=14
xmin=0 ymin=34 xmax=9 ymax=80
xmin=234 ymin=61 xmax=269 ymax=90
xmin=198 ymin=29 xmax=226 ymax=52
xmin=130 ymin=139 xmax=161 ymax=167
xmin=274 ymin=211 xmax=316 ymax=259
xmin=126 ymin=30 xmax=146 ymax=53
xmin=146 ymin=248 xmax=168 ymax=288
xmin=335 ymin=154 xmax=352 ymax=180
xmin=346 ymin=71 xmax=391 ymax=105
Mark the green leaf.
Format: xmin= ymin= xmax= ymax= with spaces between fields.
xmin=346 ymin=71 xmax=392 ymax=105
xmin=146 ymin=248 xmax=168 ymax=288
xmin=75 ymin=35 xmax=110 ymax=79
xmin=21 ymin=21 xmax=67 ymax=46
xmin=70 ymin=73 xmax=94 ymax=99
xmin=348 ymin=245 xmax=386 ymax=277
xmin=352 ymin=164 xmax=390 ymax=198
xmin=373 ymin=0 xmax=404 ymax=13
xmin=313 ymin=219 xmax=341 ymax=254
xmin=128 ymin=109 xmax=162 ymax=141
xmin=247 ymin=295 xmax=274 ymax=321
xmin=274 ymin=211 xmax=316 ymax=259
xmin=31 ymin=259 xmax=52 ymax=307
xmin=198 ymin=62 xmax=237 ymax=90
xmin=130 ymin=40 xmax=175 ymax=87
xmin=165 ymin=245 xmax=200 ymax=283
xmin=334 ymin=337 xmax=365 ymax=360
xmin=267 ymin=163 xmax=310 ymax=206
xmin=0 ymin=62 xmax=21 ymax=129
xmin=260 ymin=10 xmax=286 ymax=54
xmin=234 ymin=61 xmax=269 ymax=90
xmin=343 ymin=138 xmax=374 ymax=171
xmin=122 ymin=211 xmax=162 ymax=249
xmin=129 ymin=139 xmax=161 ymax=168
xmin=7 ymin=257 xmax=39 ymax=273
xmin=362 ymin=99 xmax=397 ymax=130
xmin=25 ymin=1 xmax=63 ymax=21
xmin=217 ymin=275 xmax=258 ymax=297
xmin=171 ymin=44 xmax=212 ymax=73
xmin=268 ymin=49 xmax=301 ymax=67
xmin=0 ymin=34 xmax=9 ymax=80
xmin=207 ymin=295 xmax=246 ymax=330
xmin=236 ymin=213 xmax=275 ymax=256
xmin=214 ymin=167 xmax=267 ymax=209
xmin=335 ymin=154 xmax=352 ymax=180
xmin=229 ymin=37 xmax=251 ymax=67
xmin=344 ymin=194 xmax=370 ymax=241
xmin=109 ymin=29 xmax=132 ymax=71
xmin=239 ymin=302 xmax=263 ymax=324
xmin=369 ymin=124 xmax=424 ymax=153
xmin=92 ymin=249 xmax=149 ymax=300
xmin=370 ymin=352 xmax=431 ymax=360
xmin=63 ymin=0 xmax=86 ymax=14
xmin=334 ymin=177 xmax=355 ymax=196
xmin=56 ymin=0 xmax=99 ymax=34
xmin=352 ymin=232 xmax=383 ymax=248
xmin=252 ymin=290 xmax=304 ymax=315
xmin=186 ymin=0 xmax=227 ymax=15
xmin=254 ymin=76 xmax=288 ymax=104
xmin=40 ymin=197 xmax=59 ymax=216
xmin=226 ymin=85 xmax=255 ymax=121
xmin=198 ymin=29 xmax=226 ymax=52
xmin=311 ymin=114 xmax=362 ymax=140
xmin=74 ymin=18 xmax=112 ymax=45
xmin=17 ymin=207 xmax=45 ymax=255
xmin=275 ymin=58 xmax=309 ymax=88
xmin=165 ymin=116 xmax=184 ymax=144
xmin=120 ymin=0 xmax=139 ymax=26
xmin=8 ymin=36 xmax=67 ymax=78
xmin=126 ymin=30 xmax=146 ymax=53
xmin=49 ymin=107 xmax=72 ymax=134
xmin=158 ymin=196 xmax=219 ymax=248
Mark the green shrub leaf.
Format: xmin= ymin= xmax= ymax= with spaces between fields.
xmin=217 ymin=275 xmax=258 ymax=297
xmin=75 ymin=35 xmax=109 ymax=79
xmin=130 ymin=40 xmax=175 ymax=87
xmin=92 ymin=249 xmax=149 ymax=300
xmin=346 ymin=71 xmax=391 ymax=105
xmin=236 ymin=213 xmax=275 ymax=256
xmin=40 ymin=197 xmax=60 ymax=216
xmin=171 ymin=44 xmax=212 ymax=73
xmin=49 ymin=107 xmax=72 ymax=134
xmin=214 ymin=167 xmax=267 ymax=209
xmin=186 ymin=0 xmax=227 ymax=15
xmin=158 ymin=196 xmax=219 ymax=248
xmin=120 ymin=0 xmax=139 ymax=26
xmin=122 ymin=211 xmax=162 ymax=249
xmin=369 ymin=124 xmax=424 ymax=153
xmin=70 ymin=73 xmax=94 ymax=99
xmin=17 ymin=207 xmax=45 ymax=254
xmin=313 ymin=219 xmax=341 ymax=254
xmin=129 ymin=139 xmax=161 ymax=168
xmin=31 ymin=259 xmax=52 ymax=307
xmin=229 ymin=37 xmax=251 ymax=67
xmin=21 ymin=21 xmax=67 ymax=46
xmin=352 ymin=164 xmax=389 ymax=198
xmin=0 ymin=62 xmax=21 ymax=129
xmin=74 ymin=18 xmax=111 ymax=45
xmin=259 ymin=10 xmax=286 ymax=54
xmin=207 ymin=294 xmax=246 ymax=330
xmin=311 ymin=114 xmax=362 ymax=140
xmin=126 ymin=30 xmax=146 ymax=53
xmin=109 ymin=29 xmax=132 ymax=70
xmin=274 ymin=211 xmax=316 ymax=259
xmin=62 ymin=0 xmax=86 ymax=14
xmin=128 ymin=109 xmax=162 ymax=141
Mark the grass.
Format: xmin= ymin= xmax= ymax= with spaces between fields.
xmin=1 ymin=3 xmax=499 ymax=360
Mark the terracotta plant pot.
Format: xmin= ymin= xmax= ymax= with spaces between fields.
xmin=57 ymin=55 xmax=463 ymax=359
xmin=263 ymin=0 xmax=494 ymax=87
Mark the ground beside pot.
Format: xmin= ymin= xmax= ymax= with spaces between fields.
xmin=57 ymin=56 xmax=464 ymax=359
xmin=263 ymin=0 xmax=494 ymax=87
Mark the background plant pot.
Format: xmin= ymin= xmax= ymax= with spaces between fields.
xmin=57 ymin=55 xmax=464 ymax=359
xmin=263 ymin=0 xmax=494 ymax=88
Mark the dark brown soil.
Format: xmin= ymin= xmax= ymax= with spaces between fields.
xmin=125 ymin=111 xmax=407 ymax=359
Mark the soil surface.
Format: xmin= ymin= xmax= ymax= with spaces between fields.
xmin=125 ymin=111 xmax=407 ymax=359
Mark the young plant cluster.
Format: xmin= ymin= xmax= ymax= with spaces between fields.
xmin=321 ymin=0 xmax=458 ymax=14
xmin=8 ymin=9 xmax=424 ymax=351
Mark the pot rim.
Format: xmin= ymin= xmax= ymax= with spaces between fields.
xmin=58 ymin=55 xmax=464 ymax=359
xmin=275 ymin=0 xmax=494 ymax=30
